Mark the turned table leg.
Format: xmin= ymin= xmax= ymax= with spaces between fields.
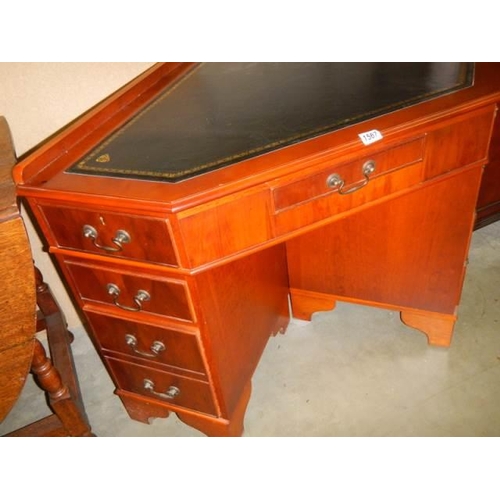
xmin=31 ymin=339 xmax=92 ymax=436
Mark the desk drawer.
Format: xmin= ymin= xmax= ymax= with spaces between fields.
xmin=272 ymin=138 xmax=425 ymax=235
xmin=65 ymin=259 xmax=195 ymax=322
xmin=86 ymin=312 xmax=206 ymax=375
xmin=273 ymin=138 xmax=424 ymax=211
xmin=107 ymin=357 xmax=217 ymax=415
xmin=38 ymin=204 xmax=178 ymax=267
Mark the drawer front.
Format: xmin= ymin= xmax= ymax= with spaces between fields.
xmin=107 ymin=357 xmax=217 ymax=415
xmin=272 ymin=138 xmax=425 ymax=235
xmin=425 ymin=109 xmax=494 ymax=180
xmin=38 ymin=204 xmax=178 ymax=267
xmin=65 ymin=260 xmax=195 ymax=322
xmin=86 ymin=312 xmax=206 ymax=374
xmin=273 ymin=138 xmax=424 ymax=211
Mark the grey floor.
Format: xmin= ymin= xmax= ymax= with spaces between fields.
xmin=1 ymin=221 xmax=500 ymax=437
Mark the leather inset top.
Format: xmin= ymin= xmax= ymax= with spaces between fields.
xmin=68 ymin=62 xmax=474 ymax=182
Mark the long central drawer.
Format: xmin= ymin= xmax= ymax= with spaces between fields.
xmin=271 ymin=137 xmax=425 ymax=235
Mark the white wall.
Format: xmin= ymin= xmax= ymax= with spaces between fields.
xmin=0 ymin=63 xmax=154 ymax=328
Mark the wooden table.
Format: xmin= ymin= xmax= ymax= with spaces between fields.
xmin=0 ymin=116 xmax=36 ymax=423
xmin=1 ymin=116 xmax=92 ymax=437
xmin=13 ymin=63 xmax=500 ymax=436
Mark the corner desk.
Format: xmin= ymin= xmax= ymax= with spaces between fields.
xmin=13 ymin=63 xmax=500 ymax=436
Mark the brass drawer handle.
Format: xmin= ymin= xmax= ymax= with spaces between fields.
xmin=326 ymin=160 xmax=376 ymax=195
xmin=106 ymin=283 xmax=150 ymax=312
xmin=125 ymin=334 xmax=165 ymax=358
xmin=83 ymin=224 xmax=131 ymax=253
xmin=143 ymin=379 xmax=180 ymax=400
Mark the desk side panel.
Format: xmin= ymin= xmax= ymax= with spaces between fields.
xmin=286 ymin=165 xmax=483 ymax=317
xmin=425 ymin=108 xmax=493 ymax=179
xmin=193 ymin=244 xmax=290 ymax=418
xmin=476 ymin=102 xmax=500 ymax=227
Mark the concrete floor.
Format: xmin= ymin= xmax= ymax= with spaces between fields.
xmin=1 ymin=221 xmax=499 ymax=437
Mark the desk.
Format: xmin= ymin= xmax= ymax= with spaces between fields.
xmin=13 ymin=63 xmax=500 ymax=436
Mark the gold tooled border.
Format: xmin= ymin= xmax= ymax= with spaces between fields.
xmin=69 ymin=63 xmax=474 ymax=181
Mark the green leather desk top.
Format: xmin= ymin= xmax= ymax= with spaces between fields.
xmin=68 ymin=62 xmax=474 ymax=182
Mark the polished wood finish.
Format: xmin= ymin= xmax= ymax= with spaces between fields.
xmin=39 ymin=204 xmax=179 ymax=266
xmin=4 ymin=269 xmax=93 ymax=437
xmin=400 ymin=310 xmax=456 ymax=347
xmin=12 ymin=63 xmax=500 ymax=436
xmin=107 ymin=357 xmax=217 ymax=414
xmin=193 ymin=244 xmax=289 ymax=417
xmin=476 ymin=103 xmax=500 ymax=228
xmin=0 ymin=116 xmax=37 ymax=422
xmin=0 ymin=116 xmax=91 ymax=437
xmin=287 ymin=165 xmax=482 ymax=346
xmin=177 ymin=381 xmax=252 ymax=437
xmin=85 ymin=312 xmax=206 ymax=375
xmin=64 ymin=258 xmax=194 ymax=321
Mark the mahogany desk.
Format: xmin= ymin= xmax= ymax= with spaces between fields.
xmin=13 ymin=63 xmax=500 ymax=436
